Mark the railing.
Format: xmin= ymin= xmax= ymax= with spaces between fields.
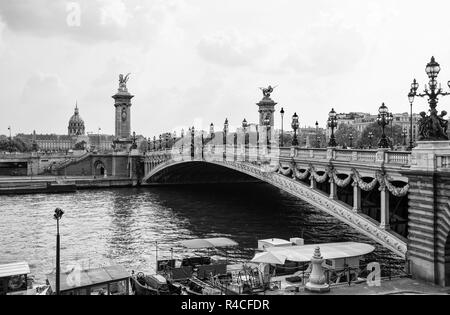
xmin=146 ymin=145 xmax=412 ymax=168
xmin=356 ymin=150 xmax=377 ymax=163
xmin=386 ymin=152 xmax=410 ymax=165
xmin=335 ymin=149 xmax=353 ymax=161
xmin=265 ymin=261 xmax=410 ymax=293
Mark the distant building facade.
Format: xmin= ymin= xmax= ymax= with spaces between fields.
xmin=326 ymin=111 xmax=421 ymax=143
xmin=17 ymin=105 xmax=114 ymax=152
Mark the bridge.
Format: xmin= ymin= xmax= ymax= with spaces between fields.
xmin=142 ymin=131 xmax=450 ymax=287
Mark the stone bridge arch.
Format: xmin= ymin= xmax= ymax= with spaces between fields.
xmin=143 ymin=159 xmax=407 ymax=258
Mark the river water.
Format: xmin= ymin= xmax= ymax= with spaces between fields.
xmin=0 ymin=183 xmax=404 ymax=283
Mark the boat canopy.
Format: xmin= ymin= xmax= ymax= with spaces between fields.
xmin=251 ymin=242 xmax=375 ymax=264
xmin=0 ymin=261 xmax=30 ymax=278
xmin=180 ymin=237 xmax=238 ymax=249
xmin=46 ymin=265 xmax=129 ymax=292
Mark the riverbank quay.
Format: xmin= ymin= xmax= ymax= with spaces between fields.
xmin=264 ymin=277 xmax=449 ymax=295
xmin=0 ymin=176 xmax=136 ymax=194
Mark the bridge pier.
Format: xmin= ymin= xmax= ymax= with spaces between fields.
xmin=405 ymin=141 xmax=450 ymax=286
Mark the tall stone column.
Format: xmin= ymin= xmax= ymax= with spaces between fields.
xmin=353 ymin=182 xmax=361 ymax=212
xmin=310 ymin=175 xmax=316 ymax=189
xmin=112 ymin=74 xmax=134 ymax=151
xmin=329 ymin=178 xmax=337 ymax=200
xmin=379 ymin=187 xmax=390 ymax=229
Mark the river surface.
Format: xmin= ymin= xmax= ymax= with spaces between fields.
xmin=0 ymin=183 xmax=404 ymax=283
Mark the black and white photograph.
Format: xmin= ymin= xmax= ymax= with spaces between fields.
xmin=0 ymin=0 xmax=449 ymax=304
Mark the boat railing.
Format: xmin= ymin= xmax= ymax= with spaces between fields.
xmin=264 ymin=260 xmax=411 ymax=292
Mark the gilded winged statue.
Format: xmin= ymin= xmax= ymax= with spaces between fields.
xmin=119 ymin=73 xmax=131 ymax=85
xmin=259 ymin=85 xmax=278 ymax=97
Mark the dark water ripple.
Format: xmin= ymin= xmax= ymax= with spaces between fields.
xmin=0 ymin=183 xmax=404 ymax=283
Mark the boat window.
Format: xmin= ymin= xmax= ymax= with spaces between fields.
xmin=325 ymin=260 xmax=333 ymax=266
xmin=90 ymin=284 xmax=108 ymax=295
xmin=8 ymin=275 xmax=27 ymax=292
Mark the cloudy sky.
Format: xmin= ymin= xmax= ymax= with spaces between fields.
xmin=1 ymin=0 xmax=450 ymax=137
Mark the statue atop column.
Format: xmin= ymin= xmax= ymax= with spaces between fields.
xmin=118 ymin=73 xmax=131 ymax=93
xmin=259 ymin=85 xmax=277 ymax=98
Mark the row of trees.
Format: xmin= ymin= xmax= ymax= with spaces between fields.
xmin=0 ymin=136 xmax=34 ymax=152
xmin=334 ymin=122 xmax=406 ymax=149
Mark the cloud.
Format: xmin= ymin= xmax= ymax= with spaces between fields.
xmin=0 ymin=0 xmax=173 ymax=45
xmin=20 ymin=73 xmax=70 ymax=130
xmin=197 ymin=29 xmax=271 ymax=68
xmin=280 ymin=22 xmax=366 ymax=76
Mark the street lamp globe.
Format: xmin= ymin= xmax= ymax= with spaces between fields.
xmin=242 ymin=118 xmax=248 ymax=129
xmin=291 ymin=112 xmax=299 ymax=146
xmin=411 ymin=79 xmax=419 ymax=93
xmin=328 ymin=108 xmax=337 ymax=120
xmin=224 ymin=118 xmax=229 ymax=133
xmin=425 ymin=56 xmax=440 ymax=79
xmin=54 ymin=208 xmax=64 ymax=220
xmin=378 ymin=102 xmax=388 ymax=116
xmin=291 ymin=112 xmax=299 ymax=130
xmin=408 ymin=90 xmax=415 ymax=104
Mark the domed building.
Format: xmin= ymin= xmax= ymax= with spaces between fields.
xmin=68 ymin=104 xmax=85 ymax=136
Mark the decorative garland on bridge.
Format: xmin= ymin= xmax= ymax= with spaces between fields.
xmin=310 ymin=165 xmax=329 ymax=183
xmin=260 ymin=162 xmax=279 ymax=173
xmin=352 ymin=168 xmax=379 ymax=192
xmin=331 ymin=169 xmax=353 ymax=188
xmin=278 ymin=163 xmax=292 ymax=176
xmin=381 ymin=174 xmax=410 ymax=197
xmin=292 ymin=165 xmax=310 ymax=180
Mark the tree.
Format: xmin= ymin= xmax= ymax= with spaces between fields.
xmin=0 ymin=137 xmax=32 ymax=152
xmin=74 ymin=141 xmax=87 ymax=150
xmin=356 ymin=122 xmax=405 ymax=149
xmin=334 ymin=124 xmax=360 ymax=148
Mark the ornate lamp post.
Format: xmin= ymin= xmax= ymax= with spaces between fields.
xmin=377 ymin=103 xmax=392 ymax=149
xmin=210 ymin=123 xmax=214 ymax=140
xmin=131 ymin=131 xmax=138 ymax=150
xmin=181 ymin=129 xmax=185 ymax=154
xmin=153 ymin=136 xmax=156 ymax=151
xmin=327 ymin=108 xmax=338 ymax=147
xmin=191 ymin=126 xmax=195 ymax=158
xmin=291 ymin=112 xmax=299 ymax=146
xmin=368 ymin=131 xmax=374 ymax=149
xmin=389 ymin=113 xmax=394 ymax=146
xmin=408 ymin=88 xmax=415 ymax=150
xmin=315 ymin=121 xmax=319 ymax=148
xmin=147 ymin=137 xmax=151 ymax=152
xmin=223 ymin=119 xmax=229 ymax=158
xmin=402 ymin=128 xmax=407 ymax=146
xmin=409 ymin=57 xmax=450 ymax=141
xmin=7 ymin=126 xmax=12 ymax=153
xmin=97 ymin=127 xmax=101 ymax=151
xmin=242 ymin=118 xmax=249 ymax=160
xmin=280 ymin=108 xmax=285 ymax=147
xmin=53 ymin=207 xmax=64 ymax=295
xmin=159 ymin=134 xmax=162 ymax=150
xmin=349 ymin=133 xmax=354 ymax=149
xmin=242 ymin=118 xmax=248 ymax=144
